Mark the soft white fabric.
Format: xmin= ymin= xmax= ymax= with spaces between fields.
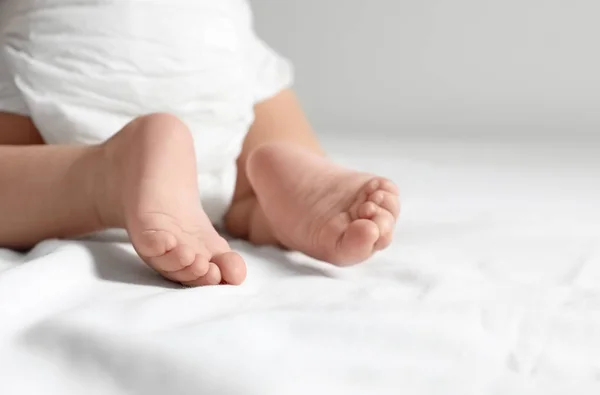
xmin=0 ymin=135 xmax=598 ymax=395
xmin=0 ymin=0 xmax=292 ymax=222
xmin=0 ymin=43 xmax=27 ymax=115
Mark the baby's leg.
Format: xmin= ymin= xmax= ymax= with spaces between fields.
xmin=0 ymin=113 xmax=44 ymax=145
xmin=225 ymin=90 xmax=400 ymax=265
xmin=225 ymin=89 xmax=324 ymax=245
xmin=0 ymin=112 xmax=107 ymax=246
xmin=0 ymin=112 xmax=245 ymax=285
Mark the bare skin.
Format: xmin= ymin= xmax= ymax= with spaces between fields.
xmin=247 ymin=143 xmax=399 ymax=265
xmin=101 ymin=115 xmax=247 ymax=286
xmin=227 ymin=89 xmax=399 ymax=262
xmin=225 ymin=89 xmax=325 ymax=246
xmin=0 ymin=89 xmax=400 ymax=286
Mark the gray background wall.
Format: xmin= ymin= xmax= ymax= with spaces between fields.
xmin=250 ymin=0 xmax=600 ymax=136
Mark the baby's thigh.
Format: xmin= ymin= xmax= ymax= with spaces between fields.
xmin=0 ymin=112 xmax=44 ymax=145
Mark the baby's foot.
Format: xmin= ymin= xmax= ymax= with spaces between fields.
xmin=247 ymin=143 xmax=400 ymax=265
xmin=99 ymin=114 xmax=246 ymax=285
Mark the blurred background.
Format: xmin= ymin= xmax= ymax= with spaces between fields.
xmin=251 ymin=0 xmax=600 ymax=138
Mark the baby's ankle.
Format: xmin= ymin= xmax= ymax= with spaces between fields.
xmin=86 ymin=143 xmax=123 ymax=229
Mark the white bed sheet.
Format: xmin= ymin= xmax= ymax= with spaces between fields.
xmin=1 ymin=134 xmax=599 ymax=394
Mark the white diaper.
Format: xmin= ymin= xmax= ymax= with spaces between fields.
xmin=0 ymin=0 xmax=293 ymax=224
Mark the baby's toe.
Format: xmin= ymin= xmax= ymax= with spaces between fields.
xmin=356 ymin=200 xmax=396 ymax=235
xmin=374 ymin=231 xmax=393 ymax=251
xmin=357 ymin=201 xmax=379 ymax=219
xmin=148 ymin=243 xmax=195 ymax=273
xmin=334 ymin=219 xmax=379 ymax=265
xmin=379 ymin=178 xmax=399 ymax=195
xmin=356 ymin=200 xmax=396 ymax=249
xmin=370 ymin=208 xmax=395 ymax=251
xmin=368 ymin=190 xmax=400 ymax=218
xmin=364 ymin=177 xmax=398 ymax=195
xmin=182 ymin=263 xmax=222 ymax=287
xmin=371 ymin=209 xmax=396 ymax=238
xmin=211 ymin=251 xmax=247 ymax=285
xmin=134 ymin=230 xmax=177 ymax=259
xmin=161 ymin=254 xmax=210 ymax=283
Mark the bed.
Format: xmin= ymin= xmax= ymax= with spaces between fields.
xmin=1 ymin=133 xmax=599 ymax=394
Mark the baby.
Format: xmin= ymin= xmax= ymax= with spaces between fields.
xmin=0 ymin=0 xmax=399 ymax=286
